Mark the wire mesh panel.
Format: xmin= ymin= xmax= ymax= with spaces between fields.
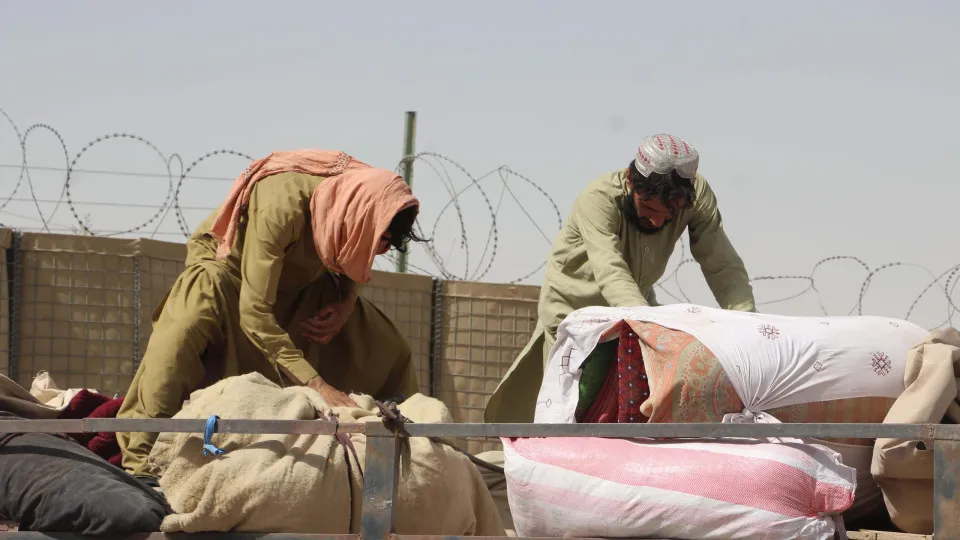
xmin=132 ymin=241 xmax=436 ymax=397
xmin=0 ymin=229 xmax=12 ymax=378
xmin=438 ymin=280 xmax=540 ymax=454
xmin=362 ymin=270 xmax=434 ymax=396
xmin=134 ymin=238 xmax=187 ymax=373
xmin=14 ymin=233 xmax=137 ymax=396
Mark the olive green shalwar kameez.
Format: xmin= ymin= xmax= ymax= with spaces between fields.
xmin=117 ymin=172 xmax=418 ymax=477
xmin=484 ymin=169 xmax=756 ymax=424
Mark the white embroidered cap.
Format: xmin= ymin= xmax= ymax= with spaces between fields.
xmin=633 ymin=133 xmax=699 ymax=180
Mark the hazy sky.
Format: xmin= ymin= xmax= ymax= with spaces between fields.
xmin=2 ymin=0 xmax=958 ymax=329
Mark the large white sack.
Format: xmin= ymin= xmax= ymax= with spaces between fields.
xmin=536 ymin=304 xmax=927 ymax=424
xmin=503 ymin=436 xmax=857 ymax=540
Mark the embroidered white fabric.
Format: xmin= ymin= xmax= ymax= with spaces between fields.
xmin=534 ymin=303 xmax=928 ymax=425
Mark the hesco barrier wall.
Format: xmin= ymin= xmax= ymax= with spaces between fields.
xmin=0 ymin=228 xmax=539 ymax=454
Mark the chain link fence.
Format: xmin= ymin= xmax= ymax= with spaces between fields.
xmin=0 ymin=228 xmax=538 ymax=454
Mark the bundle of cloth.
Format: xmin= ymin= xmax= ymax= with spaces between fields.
xmin=10 ymin=372 xmax=125 ymax=465
xmin=502 ymin=435 xmax=858 ymax=540
xmin=56 ymin=390 xmax=124 ymax=466
xmin=871 ymin=327 xmax=960 ymax=534
xmin=0 ymin=374 xmax=169 ymax=535
xmin=0 ymin=373 xmax=64 ymax=420
xmin=147 ymin=372 xmax=504 ymax=536
xmin=534 ymin=304 xmax=959 ymax=534
xmin=29 ymin=371 xmax=94 ymax=410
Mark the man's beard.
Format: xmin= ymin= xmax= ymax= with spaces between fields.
xmin=622 ymin=196 xmax=670 ymax=234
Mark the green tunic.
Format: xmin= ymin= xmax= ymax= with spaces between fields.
xmin=484 ymin=169 xmax=755 ymax=423
xmin=117 ymin=172 xmax=418 ymax=477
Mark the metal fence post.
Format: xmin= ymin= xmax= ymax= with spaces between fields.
xmin=428 ymin=278 xmax=443 ymax=398
xmin=934 ymin=438 xmax=960 ymax=539
xmin=7 ymin=230 xmax=22 ymax=381
xmin=396 ymin=111 xmax=416 ymax=274
xmin=132 ymin=252 xmax=142 ymax=371
xmin=360 ymin=423 xmax=402 ymax=540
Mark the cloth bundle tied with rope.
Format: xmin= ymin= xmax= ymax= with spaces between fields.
xmin=147 ymin=372 xmax=504 ymax=536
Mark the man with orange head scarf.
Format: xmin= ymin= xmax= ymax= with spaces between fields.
xmin=116 ymin=150 xmax=423 ymax=481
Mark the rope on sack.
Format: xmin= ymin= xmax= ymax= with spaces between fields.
xmin=375 ymin=400 xmax=505 ymax=475
xmin=322 ymin=409 xmax=362 ymax=531
xmin=202 ymin=415 xmax=227 ymax=457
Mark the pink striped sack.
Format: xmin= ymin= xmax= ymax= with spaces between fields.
xmin=502 ymin=437 xmax=857 ymax=540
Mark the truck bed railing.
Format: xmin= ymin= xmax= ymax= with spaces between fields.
xmin=1 ymin=420 xmax=957 ymax=540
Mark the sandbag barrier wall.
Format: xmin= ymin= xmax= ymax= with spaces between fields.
xmin=0 ymin=419 xmax=958 ymax=540
xmin=0 ymin=229 xmax=537 ymax=453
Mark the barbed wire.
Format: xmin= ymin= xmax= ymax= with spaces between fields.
xmin=1 ymin=107 xmax=958 ymax=328
xmin=0 ymin=107 xmax=565 ymax=282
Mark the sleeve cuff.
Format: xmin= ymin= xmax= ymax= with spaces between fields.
xmin=278 ymin=358 xmax=320 ymax=386
xmin=724 ymin=300 xmax=757 ymax=313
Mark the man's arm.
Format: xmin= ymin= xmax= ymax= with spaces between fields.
xmin=577 ymin=185 xmax=650 ymax=308
xmin=687 ymin=178 xmax=757 ymax=312
xmin=237 ymin=179 xmax=322 ymax=385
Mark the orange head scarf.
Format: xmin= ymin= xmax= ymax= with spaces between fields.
xmin=310 ymin=168 xmax=418 ymax=284
xmin=209 ymin=149 xmax=419 ymax=284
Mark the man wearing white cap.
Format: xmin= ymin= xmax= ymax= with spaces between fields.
xmin=485 ymin=133 xmax=756 ymax=423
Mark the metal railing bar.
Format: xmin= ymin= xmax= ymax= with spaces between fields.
xmin=371 ymin=421 xmax=959 ymax=440
xmin=3 ymin=419 xmax=959 ymax=441
xmin=0 ymin=418 xmax=361 ymax=435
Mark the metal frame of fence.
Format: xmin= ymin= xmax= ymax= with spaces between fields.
xmin=0 ymin=419 xmax=957 ymax=539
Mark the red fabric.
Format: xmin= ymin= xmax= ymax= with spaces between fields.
xmin=617 ymin=324 xmax=650 ymax=424
xmin=57 ymin=390 xmax=124 ymax=465
xmin=58 ymin=389 xmax=111 ymax=419
xmin=581 ymin=323 xmax=651 ymax=424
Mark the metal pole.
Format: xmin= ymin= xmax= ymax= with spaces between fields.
xmin=8 ymin=231 xmax=22 ymax=381
xmin=360 ymin=424 xmax=402 ymax=539
xmin=396 ymin=111 xmax=416 ymax=274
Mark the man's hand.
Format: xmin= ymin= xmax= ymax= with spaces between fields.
xmin=300 ymin=292 xmax=358 ymax=344
xmin=307 ymin=376 xmax=358 ymax=408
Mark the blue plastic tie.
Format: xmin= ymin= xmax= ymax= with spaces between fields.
xmin=202 ymin=415 xmax=227 ymax=457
